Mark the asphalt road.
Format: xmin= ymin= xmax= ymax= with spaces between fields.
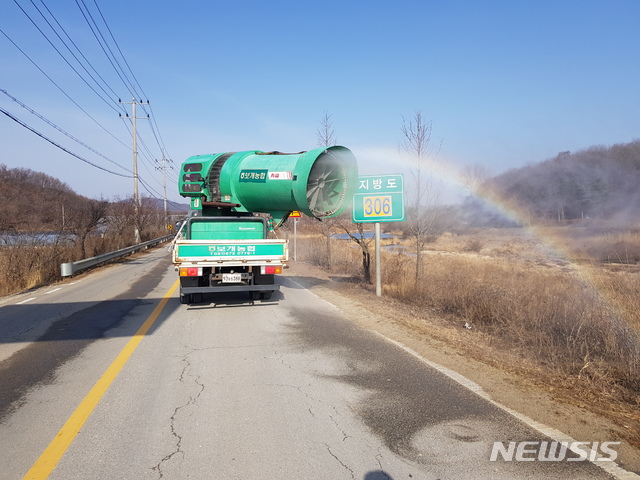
xmin=0 ymin=247 xmax=630 ymax=479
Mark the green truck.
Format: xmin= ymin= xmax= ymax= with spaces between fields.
xmin=172 ymin=146 xmax=357 ymax=304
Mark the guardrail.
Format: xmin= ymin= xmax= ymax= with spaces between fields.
xmin=60 ymin=234 xmax=174 ymax=277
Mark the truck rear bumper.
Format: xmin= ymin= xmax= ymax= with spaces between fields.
xmin=180 ymin=284 xmax=280 ymax=294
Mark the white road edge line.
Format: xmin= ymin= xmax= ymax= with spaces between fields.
xmin=375 ymin=333 xmax=640 ymax=480
xmin=16 ymin=297 xmax=36 ymax=305
xmin=282 ymin=277 xmax=639 ymax=479
xmin=9 ymin=280 xmax=81 ymax=305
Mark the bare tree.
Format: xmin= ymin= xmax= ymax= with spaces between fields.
xmin=399 ymin=111 xmax=443 ymax=282
xmin=336 ymin=217 xmax=372 ymax=283
xmin=138 ymin=197 xmax=167 ymax=240
xmin=460 ymin=163 xmax=490 ymax=194
xmin=316 ymin=111 xmax=337 ymax=148
xmin=105 ymin=197 xmax=137 ymax=249
xmin=67 ymin=198 xmax=109 ymax=258
xmin=313 ymin=112 xmax=373 ymax=281
xmin=315 ymin=112 xmax=338 ymax=268
xmin=316 ymin=112 xmax=371 ymax=281
xmin=107 ymin=196 xmax=166 ymax=245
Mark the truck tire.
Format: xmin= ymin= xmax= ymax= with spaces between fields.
xmin=180 ymin=291 xmax=191 ymax=304
xmin=249 ymin=291 xmax=261 ymax=301
xmin=260 ymin=291 xmax=273 ymax=300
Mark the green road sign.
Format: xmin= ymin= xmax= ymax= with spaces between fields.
xmin=352 ymin=174 xmax=405 ymax=223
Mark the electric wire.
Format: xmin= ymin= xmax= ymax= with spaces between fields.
xmin=119 ymin=117 xmax=169 ymax=193
xmin=12 ymin=0 xmax=123 ymax=114
xmin=34 ymin=0 xmax=124 ymax=106
xmin=74 ymin=0 xmax=134 ymax=96
xmin=0 ymin=105 xmax=133 ymax=178
xmin=89 ymin=0 xmax=173 ymax=160
xmin=90 ymin=0 xmax=142 ymax=99
xmin=144 ymin=109 xmax=169 ymax=160
xmin=78 ymin=0 xmax=175 ymax=187
xmin=87 ymin=0 xmax=174 ymax=170
xmin=119 ymin=118 xmax=158 ymax=167
xmin=138 ymin=176 xmax=164 ymax=200
xmin=1 ymin=88 xmax=131 ymax=173
xmin=0 ymin=27 xmax=130 ymax=151
xmin=4 ymin=1 xmax=178 ymax=201
xmin=26 ymin=0 xmax=125 ymax=114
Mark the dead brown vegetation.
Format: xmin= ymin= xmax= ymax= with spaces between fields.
xmin=0 ymin=198 xmax=170 ymax=296
xmin=0 ymin=166 xmax=174 ymax=295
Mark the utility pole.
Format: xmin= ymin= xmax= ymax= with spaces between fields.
xmin=119 ymin=89 xmax=149 ymax=244
xmin=156 ymin=156 xmax=168 ymax=219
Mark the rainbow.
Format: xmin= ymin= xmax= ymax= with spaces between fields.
xmin=352 ymin=145 xmax=633 ymax=324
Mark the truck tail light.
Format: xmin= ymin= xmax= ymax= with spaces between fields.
xmin=180 ymin=267 xmax=202 ymax=277
xmin=261 ymin=265 xmax=282 ymax=275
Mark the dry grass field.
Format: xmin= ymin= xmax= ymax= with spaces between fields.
xmin=0 ymin=227 xmax=167 ymax=296
xmin=293 ymin=224 xmax=640 ymax=449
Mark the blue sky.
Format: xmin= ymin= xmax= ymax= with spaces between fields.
xmin=1 ymin=0 xmax=639 ymax=204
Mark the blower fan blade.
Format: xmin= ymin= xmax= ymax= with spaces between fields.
xmin=306 ymin=149 xmax=349 ymax=218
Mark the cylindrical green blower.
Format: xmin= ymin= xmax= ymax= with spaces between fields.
xmin=178 ymin=146 xmax=358 ymax=222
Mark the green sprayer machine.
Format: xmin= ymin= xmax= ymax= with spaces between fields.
xmin=172 ymin=146 xmax=357 ymax=304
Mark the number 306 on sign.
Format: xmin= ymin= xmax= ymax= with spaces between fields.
xmin=363 ymin=195 xmax=392 ymax=217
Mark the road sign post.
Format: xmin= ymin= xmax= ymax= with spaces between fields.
xmin=352 ymin=174 xmax=405 ymax=297
xmin=289 ymin=211 xmax=301 ymax=261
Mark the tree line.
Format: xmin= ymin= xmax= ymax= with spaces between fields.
xmin=0 ymin=164 xmax=180 ymax=257
xmin=466 ymin=140 xmax=640 ymax=226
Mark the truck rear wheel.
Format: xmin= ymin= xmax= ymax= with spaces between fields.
xmin=260 ymin=291 xmax=273 ymax=300
xmin=249 ymin=291 xmax=260 ymax=301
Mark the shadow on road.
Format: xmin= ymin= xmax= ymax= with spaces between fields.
xmin=185 ymin=290 xmax=284 ymax=309
xmin=0 ymin=294 xmax=181 ymax=423
xmin=364 ymin=470 xmax=394 ymax=479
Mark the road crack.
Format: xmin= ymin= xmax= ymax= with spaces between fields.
xmin=152 ymin=351 xmax=205 ymax=479
xmin=324 ymin=443 xmax=355 ymax=479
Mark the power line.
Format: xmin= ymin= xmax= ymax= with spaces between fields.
xmin=138 ymin=176 xmax=164 ymax=200
xmin=74 ymin=0 xmax=134 ymax=95
xmin=118 ymin=115 xmax=175 ymax=189
xmin=77 ymin=0 xmax=174 ymax=184
xmin=0 ymin=105 xmax=133 ymax=178
xmin=0 ymin=26 xmax=130 ymax=150
xmin=12 ymin=0 xmax=123 ymax=114
xmin=1 ymin=88 xmax=131 ymax=174
xmin=119 ymin=117 xmax=164 ymax=184
xmin=143 ymin=106 xmax=170 ymax=160
xmin=4 ymin=1 xmax=176 ymax=200
xmin=90 ymin=0 xmax=141 ymax=98
xmin=34 ymin=0 xmax=124 ymax=106
xmin=76 ymin=0 xmax=175 ymax=179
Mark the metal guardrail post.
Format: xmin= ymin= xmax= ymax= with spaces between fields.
xmin=60 ymin=234 xmax=174 ymax=277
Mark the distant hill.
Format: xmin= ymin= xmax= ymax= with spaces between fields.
xmin=0 ymin=164 xmax=81 ymax=231
xmin=0 ymin=164 xmax=189 ymax=231
xmin=466 ymin=140 xmax=640 ymax=226
xmin=145 ymin=197 xmax=190 ymax=214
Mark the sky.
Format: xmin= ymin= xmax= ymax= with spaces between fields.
xmin=1 ymin=0 xmax=639 ymax=205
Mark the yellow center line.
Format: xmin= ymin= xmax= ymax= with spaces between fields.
xmin=22 ymin=280 xmax=180 ymax=480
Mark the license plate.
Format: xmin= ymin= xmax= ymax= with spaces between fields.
xmin=222 ymin=273 xmax=242 ymax=283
